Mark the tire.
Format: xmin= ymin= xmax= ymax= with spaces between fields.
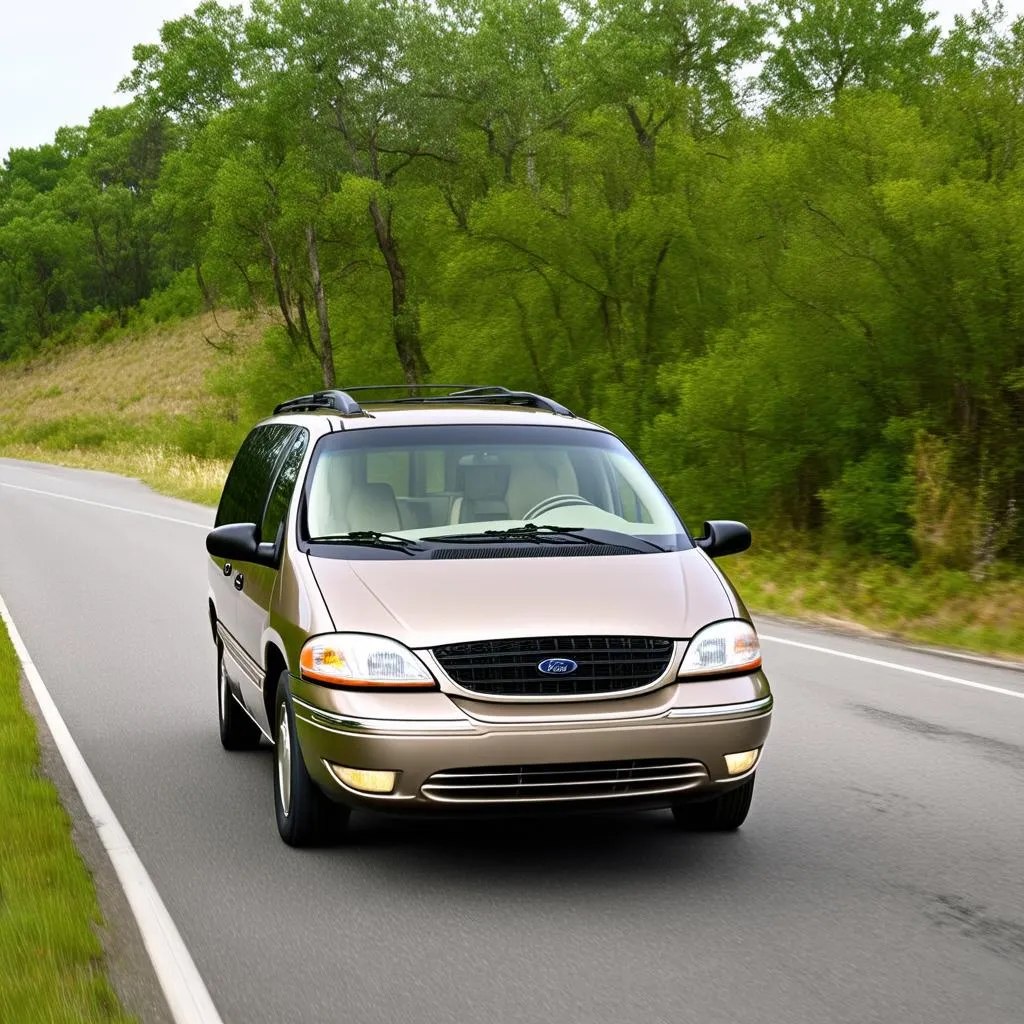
xmin=218 ymin=643 xmax=262 ymax=751
xmin=273 ymin=672 xmax=350 ymax=847
xmin=672 ymin=774 xmax=755 ymax=832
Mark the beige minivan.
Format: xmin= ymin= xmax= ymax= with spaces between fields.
xmin=206 ymin=386 xmax=772 ymax=846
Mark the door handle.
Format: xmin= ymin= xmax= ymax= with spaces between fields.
xmin=223 ymin=562 xmax=232 ymax=576
xmin=233 ymin=573 xmax=245 ymax=591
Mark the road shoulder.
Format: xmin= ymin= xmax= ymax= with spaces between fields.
xmin=18 ymin=671 xmax=174 ymax=1024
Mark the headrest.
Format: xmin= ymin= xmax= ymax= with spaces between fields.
xmin=462 ymin=462 xmax=510 ymax=501
xmin=346 ymin=482 xmax=400 ymax=533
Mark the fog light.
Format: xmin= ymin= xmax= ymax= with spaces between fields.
xmin=724 ymin=749 xmax=760 ymax=775
xmin=329 ymin=764 xmax=398 ymax=794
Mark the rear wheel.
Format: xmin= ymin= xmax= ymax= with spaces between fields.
xmin=273 ymin=672 xmax=349 ymax=847
xmin=672 ymin=775 xmax=755 ymax=832
xmin=218 ymin=643 xmax=262 ymax=751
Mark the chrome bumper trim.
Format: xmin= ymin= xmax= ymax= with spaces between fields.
xmin=292 ymin=697 xmax=475 ymax=735
xmin=293 ymin=693 xmax=772 ymax=736
xmin=666 ymin=695 xmax=773 ymax=719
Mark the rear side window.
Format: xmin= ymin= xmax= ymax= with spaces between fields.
xmin=216 ymin=424 xmax=294 ymax=527
xmin=261 ymin=429 xmax=309 ymax=544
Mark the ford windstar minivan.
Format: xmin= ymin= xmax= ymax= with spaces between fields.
xmin=206 ymin=385 xmax=772 ymax=846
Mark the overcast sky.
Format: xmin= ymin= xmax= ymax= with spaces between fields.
xmin=1 ymin=0 xmax=1022 ymax=157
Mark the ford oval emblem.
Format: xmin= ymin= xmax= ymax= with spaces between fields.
xmin=538 ymin=658 xmax=578 ymax=675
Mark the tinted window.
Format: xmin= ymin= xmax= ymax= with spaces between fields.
xmin=216 ymin=424 xmax=294 ymax=527
xmin=261 ymin=429 xmax=309 ymax=544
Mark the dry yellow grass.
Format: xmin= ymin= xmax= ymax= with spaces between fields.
xmin=0 ymin=310 xmax=268 ymax=430
xmin=0 ymin=443 xmax=230 ymax=506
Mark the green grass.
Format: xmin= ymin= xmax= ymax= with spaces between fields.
xmin=726 ymin=546 xmax=1024 ymax=660
xmin=0 ymin=621 xmax=137 ymax=1023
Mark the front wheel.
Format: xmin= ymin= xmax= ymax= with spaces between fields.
xmin=273 ymin=673 xmax=350 ymax=847
xmin=672 ymin=775 xmax=755 ymax=832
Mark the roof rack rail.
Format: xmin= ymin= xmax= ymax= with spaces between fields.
xmin=271 ymin=385 xmax=574 ymax=418
xmin=376 ymin=385 xmax=574 ymax=417
xmin=272 ymin=390 xmax=365 ymax=416
xmin=446 ymin=386 xmax=573 ymax=417
xmin=340 ymin=384 xmax=487 ymax=395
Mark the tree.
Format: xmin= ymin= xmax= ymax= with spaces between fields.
xmin=248 ymin=0 xmax=446 ymax=384
xmin=583 ymin=0 xmax=771 ymax=155
xmin=761 ymin=0 xmax=939 ymax=112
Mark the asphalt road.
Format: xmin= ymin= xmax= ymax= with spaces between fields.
xmin=2 ymin=457 xmax=1023 ymax=1024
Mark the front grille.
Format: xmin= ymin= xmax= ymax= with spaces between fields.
xmin=421 ymin=758 xmax=709 ymax=803
xmin=432 ymin=636 xmax=674 ymax=697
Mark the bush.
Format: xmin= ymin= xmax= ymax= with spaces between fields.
xmin=128 ymin=269 xmax=205 ymax=330
xmin=208 ymin=326 xmax=322 ymax=423
xmin=821 ymin=448 xmax=915 ymax=563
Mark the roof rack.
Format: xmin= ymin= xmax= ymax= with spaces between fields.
xmin=272 ymin=385 xmax=574 ymax=418
xmin=272 ymin=390 xmax=365 ymax=416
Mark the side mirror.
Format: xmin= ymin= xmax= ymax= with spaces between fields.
xmin=696 ymin=520 xmax=752 ymax=558
xmin=207 ymin=523 xmax=262 ymax=563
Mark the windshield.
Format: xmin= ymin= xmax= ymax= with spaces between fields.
xmin=301 ymin=424 xmax=691 ymax=557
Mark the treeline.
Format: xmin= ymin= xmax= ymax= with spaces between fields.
xmin=1 ymin=0 xmax=1023 ymax=569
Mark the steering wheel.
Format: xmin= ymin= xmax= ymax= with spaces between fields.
xmin=523 ymin=494 xmax=597 ymax=520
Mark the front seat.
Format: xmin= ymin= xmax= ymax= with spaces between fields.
xmin=504 ymin=458 xmax=559 ymax=520
xmin=342 ymin=482 xmax=402 ymax=533
xmin=306 ymin=454 xmax=401 ymax=536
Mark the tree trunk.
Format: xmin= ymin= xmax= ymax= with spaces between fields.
xmin=369 ymin=197 xmax=430 ymax=384
xmin=599 ymin=293 xmax=624 ymax=381
xmin=194 ymin=261 xmax=214 ymax=311
xmin=512 ymin=295 xmax=551 ymax=393
xmin=259 ymin=224 xmax=303 ymax=346
xmin=305 ymin=223 xmax=336 ymax=389
xmin=626 ymin=104 xmax=656 ymax=166
xmin=295 ymin=294 xmax=318 ymax=361
xmin=643 ymin=239 xmax=671 ymax=360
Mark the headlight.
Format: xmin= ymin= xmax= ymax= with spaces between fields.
xmin=679 ymin=619 xmax=761 ymax=677
xmin=299 ymin=634 xmax=436 ymax=689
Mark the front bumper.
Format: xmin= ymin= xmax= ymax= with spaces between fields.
xmin=291 ymin=672 xmax=773 ymax=814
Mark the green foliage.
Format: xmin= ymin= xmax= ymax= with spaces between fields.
xmin=2 ymin=0 xmax=1024 ymax=573
xmin=762 ymin=0 xmax=940 ymax=112
xmin=129 ymin=268 xmax=205 ymax=328
xmin=821 ymin=448 xmax=914 ymax=563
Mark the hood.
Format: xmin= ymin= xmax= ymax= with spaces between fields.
xmin=308 ymin=548 xmax=735 ymax=648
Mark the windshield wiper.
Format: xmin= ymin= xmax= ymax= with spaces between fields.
xmin=425 ymin=523 xmax=584 ymax=543
xmin=424 ymin=523 xmax=666 ymax=552
xmin=309 ymin=530 xmax=423 ymax=554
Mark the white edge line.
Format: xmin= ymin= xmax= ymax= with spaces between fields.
xmin=761 ymin=634 xmax=1024 ymax=701
xmin=0 ymin=593 xmax=225 ymax=1024
xmin=0 ymin=481 xmax=209 ymax=529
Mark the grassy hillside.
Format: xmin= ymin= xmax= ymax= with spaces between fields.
xmin=1 ymin=313 xmax=1022 ymax=660
xmin=0 ymin=311 xmax=267 ymax=504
